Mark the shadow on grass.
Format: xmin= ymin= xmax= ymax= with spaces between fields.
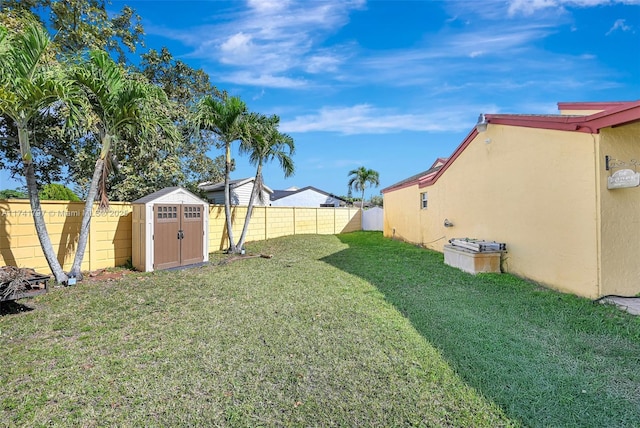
xmin=321 ymin=232 xmax=640 ymax=428
xmin=0 ymin=301 xmax=34 ymax=316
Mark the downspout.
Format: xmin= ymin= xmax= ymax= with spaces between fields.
xmin=592 ymin=131 xmax=603 ymax=298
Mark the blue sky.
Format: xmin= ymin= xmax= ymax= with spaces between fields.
xmin=3 ymin=0 xmax=640 ymax=200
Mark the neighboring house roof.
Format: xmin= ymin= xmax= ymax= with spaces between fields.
xmin=382 ymin=100 xmax=640 ymax=194
xmin=270 ymin=186 xmax=347 ymax=202
xmin=198 ymin=177 xmax=273 ymax=194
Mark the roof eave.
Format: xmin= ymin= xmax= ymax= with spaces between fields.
xmin=383 ymin=100 xmax=640 ymax=195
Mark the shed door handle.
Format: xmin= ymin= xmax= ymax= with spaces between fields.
xmin=177 ymin=230 xmax=184 ymax=240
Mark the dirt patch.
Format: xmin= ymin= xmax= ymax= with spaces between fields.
xmin=85 ymin=268 xmax=133 ymax=282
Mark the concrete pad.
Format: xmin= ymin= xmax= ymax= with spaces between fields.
xmin=599 ymin=296 xmax=640 ymax=316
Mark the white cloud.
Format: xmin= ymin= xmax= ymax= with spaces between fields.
xmin=246 ymin=0 xmax=289 ymax=13
xmin=606 ymin=19 xmax=633 ymax=35
xmin=169 ymin=0 xmax=365 ymax=87
xmin=507 ymin=0 xmax=561 ymax=15
xmin=281 ymin=104 xmax=494 ymax=135
xmin=507 ymin=0 xmax=640 ymax=16
xmin=146 ymin=0 xmax=636 ymax=99
xmin=305 ymin=53 xmax=344 ymax=73
xmin=220 ymin=32 xmax=254 ymax=64
xmin=220 ymin=71 xmax=308 ymax=89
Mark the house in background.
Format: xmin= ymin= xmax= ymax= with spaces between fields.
xmin=270 ymin=186 xmax=347 ymax=207
xmin=382 ymin=100 xmax=640 ymax=298
xmin=198 ymin=177 xmax=272 ymax=206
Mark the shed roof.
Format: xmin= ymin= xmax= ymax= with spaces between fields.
xmin=132 ymin=186 xmax=208 ymax=205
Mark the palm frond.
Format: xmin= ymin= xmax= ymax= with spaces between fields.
xmin=0 ymin=18 xmax=85 ymax=162
xmin=9 ymin=19 xmax=51 ymax=81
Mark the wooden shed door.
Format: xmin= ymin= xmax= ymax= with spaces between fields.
xmin=154 ymin=204 xmax=204 ymax=270
xmin=154 ymin=205 xmax=181 ymax=270
xmin=180 ymin=205 xmax=204 ymax=266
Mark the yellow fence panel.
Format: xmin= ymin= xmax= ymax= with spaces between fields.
xmin=1 ymin=200 xmax=360 ymax=274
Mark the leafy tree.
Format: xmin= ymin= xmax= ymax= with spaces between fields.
xmin=191 ymin=95 xmax=249 ymax=253
xmin=0 ymin=188 xmax=27 ymax=199
xmin=370 ymin=194 xmax=383 ymax=207
xmin=0 ymin=18 xmax=82 ymax=283
xmin=1 ymin=0 xmax=144 ymax=63
xmin=68 ymin=49 xmax=178 ymax=279
xmin=139 ymin=47 xmax=226 ymax=191
xmin=236 ymin=114 xmax=295 ymax=252
xmin=0 ymin=3 xmax=167 ymax=202
xmin=0 ymin=10 xmax=76 ymax=186
xmin=39 ymin=183 xmax=80 ymax=201
xmin=348 ymin=167 xmax=380 ymax=209
xmin=0 ymin=5 xmax=223 ymax=202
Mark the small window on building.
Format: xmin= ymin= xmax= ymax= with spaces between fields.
xmin=421 ymin=192 xmax=428 ymax=209
xmin=320 ymin=203 xmax=334 ymax=207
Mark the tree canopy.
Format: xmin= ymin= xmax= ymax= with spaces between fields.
xmin=0 ymin=188 xmax=27 ymax=199
xmin=0 ymin=0 xmax=144 ymax=63
xmin=0 ymin=1 xmax=298 ymax=277
xmin=0 ymin=2 xmax=227 ymax=201
xmin=0 ymin=16 xmax=84 ymax=282
xmin=39 ymin=183 xmax=80 ymax=201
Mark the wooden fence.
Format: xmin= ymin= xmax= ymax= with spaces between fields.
xmin=0 ymin=200 xmax=361 ymax=273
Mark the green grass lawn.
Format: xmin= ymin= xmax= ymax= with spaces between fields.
xmin=1 ymin=232 xmax=639 ymax=427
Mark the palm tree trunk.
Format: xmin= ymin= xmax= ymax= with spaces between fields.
xmin=361 ymin=190 xmax=365 ymax=209
xmin=237 ymin=164 xmax=262 ymax=252
xmin=24 ymin=162 xmax=68 ymax=283
xmin=224 ymin=141 xmax=236 ymax=252
xmin=69 ymin=157 xmax=103 ymax=279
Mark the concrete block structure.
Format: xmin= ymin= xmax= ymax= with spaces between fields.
xmin=383 ymin=101 xmax=640 ymax=298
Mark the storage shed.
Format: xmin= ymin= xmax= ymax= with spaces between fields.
xmin=132 ymin=187 xmax=209 ymax=272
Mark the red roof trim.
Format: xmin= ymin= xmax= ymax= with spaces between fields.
xmin=418 ymin=129 xmax=477 ymax=189
xmin=485 ymin=100 xmax=640 ymax=134
xmin=557 ymin=101 xmax=631 ymax=111
xmin=384 ymin=100 xmax=640 ymax=194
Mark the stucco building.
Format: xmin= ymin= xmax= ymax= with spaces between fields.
xmin=198 ymin=178 xmax=272 ymax=206
xmin=382 ymin=101 xmax=640 ymax=298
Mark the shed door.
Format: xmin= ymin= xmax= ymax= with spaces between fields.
xmin=154 ymin=205 xmax=181 ymax=270
xmin=153 ymin=204 xmax=204 ymax=270
xmin=181 ymin=205 xmax=204 ymax=266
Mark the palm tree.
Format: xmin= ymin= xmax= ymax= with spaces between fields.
xmin=236 ymin=114 xmax=294 ymax=251
xmin=0 ymin=19 xmax=83 ymax=283
xmin=348 ymin=167 xmax=380 ymax=209
xmin=191 ymin=95 xmax=248 ymax=253
xmin=68 ymin=49 xmax=178 ymax=279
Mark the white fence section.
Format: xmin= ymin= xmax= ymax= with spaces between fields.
xmin=362 ymin=206 xmax=383 ymax=231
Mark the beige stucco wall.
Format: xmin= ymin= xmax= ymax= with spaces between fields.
xmin=383 ymin=185 xmax=422 ymax=244
xmin=598 ymin=122 xmax=640 ymax=296
xmin=385 ymin=124 xmax=601 ymax=297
